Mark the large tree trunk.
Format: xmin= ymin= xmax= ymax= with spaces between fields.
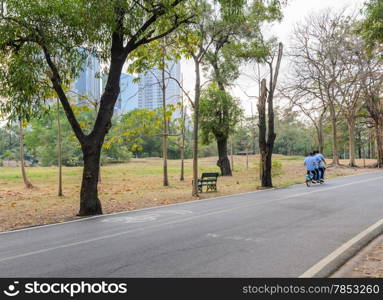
xmin=47 ymin=43 xmax=126 ymax=215
xmin=329 ymin=105 xmax=340 ymax=165
xmin=192 ymin=58 xmax=200 ymax=197
xmin=258 ymin=79 xmax=272 ymax=187
xmin=266 ymin=89 xmax=277 ymax=187
xmin=262 ymin=150 xmax=273 ymax=187
xmin=76 ymin=53 xmax=124 ymax=215
xmin=348 ymin=119 xmax=356 ymax=167
xmin=216 ymin=136 xmax=232 ymax=176
xmin=79 ymin=145 xmax=102 ymax=216
xmin=210 ymin=54 xmax=233 ymax=176
xmin=40 ymin=5 xmax=189 ymax=216
xmin=19 ymin=121 xmax=33 ymax=189
xmin=258 ymin=43 xmax=282 ymax=187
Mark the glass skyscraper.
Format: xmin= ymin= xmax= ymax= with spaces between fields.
xmin=137 ymin=61 xmax=182 ymax=111
xmin=115 ymin=73 xmax=139 ymax=114
xmin=72 ymin=55 xmax=101 ymax=104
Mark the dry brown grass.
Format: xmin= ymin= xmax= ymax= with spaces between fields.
xmin=0 ymin=155 xmax=378 ymax=232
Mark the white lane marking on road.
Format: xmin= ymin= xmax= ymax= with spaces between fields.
xmin=0 ymin=175 xmax=382 ymax=264
xmin=102 ymin=214 xmax=160 ymax=223
xmin=299 ymin=217 xmax=383 ymax=278
xmin=0 ymin=171 xmax=381 ymax=236
xmin=158 ymin=210 xmax=193 ymax=215
xmin=101 ymin=210 xmax=193 ymax=224
xmin=206 ymin=233 xmax=220 ymax=238
xmin=206 ymin=233 xmax=258 ymax=242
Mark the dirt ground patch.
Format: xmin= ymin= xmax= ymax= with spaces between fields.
xmin=0 ymin=155 xmax=378 ymax=232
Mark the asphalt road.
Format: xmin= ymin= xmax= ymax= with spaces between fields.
xmin=1 ymin=171 xmax=383 ymax=277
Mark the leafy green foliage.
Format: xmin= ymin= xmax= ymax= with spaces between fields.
xmin=360 ymin=0 xmax=383 ymax=48
xmin=199 ymin=83 xmax=243 ymax=144
xmin=0 ymin=125 xmax=19 ymax=160
xmin=0 ymin=0 xmax=195 ymax=126
xmin=105 ymin=104 xmax=179 ymax=153
xmin=21 ymin=105 xmax=134 ymax=166
xmin=24 ymin=106 xmax=83 ymax=166
xmin=231 ymin=107 xmax=315 ymax=157
xmin=273 ymin=108 xmax=313 ymax=156
xmin=203 ymin=0 xmax=284 ymax=88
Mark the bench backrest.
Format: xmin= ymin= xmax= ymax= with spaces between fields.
xmin=201 ymin=172 xmax=219 ymax=179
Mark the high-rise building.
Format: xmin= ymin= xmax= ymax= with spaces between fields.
xmin=115 ymin=73 xmax=139 ymax=114
xmin=102 ymin=73 xmax=139 ymax=115
xmin=72 ymin=55 xmax=101 ymax=104
xmin=137 ymin=61 xmax=182 ymax=112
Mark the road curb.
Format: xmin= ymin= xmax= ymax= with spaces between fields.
xmin=300 ymin=218 xmax=383 ymax=278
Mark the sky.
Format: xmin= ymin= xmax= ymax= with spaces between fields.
xmin=181 ymin=0 xmax=365 ymax=116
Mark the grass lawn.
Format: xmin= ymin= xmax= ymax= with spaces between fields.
xmin=0 ymin=155 xmax=378 ymax=232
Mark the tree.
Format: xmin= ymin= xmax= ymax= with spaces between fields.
xmin=104 ymin=106 xmax=180 ymax=161
xmin=359 ymin=0 xmax=383 ymax=167
xmin=199 ymin=83 xmax=243 ymax=176
xmin=288 ymin=10 xmax=381 ymax=167
xmin=273 ymin=108 xmax=313 ymax=156
xmin=56 ymin=98 xmax=63 ymax=196
xmin=257 ymin=42 xmax=283 ymax=187
xmin=176 ymin=0 xmax=283 ymax=193
xmin=128 ymin=32 xmax=186 ymax=186
xmin=326 ymin=18 xmax=372 ymax=167
xmin=19 ymin=120 xmax=33 ymax=189
xmin=360 ymin=0 xmax=383 ymax=48
xmin=202 ymin=0 xmax=283 ymax=176
xmin=176 ymin=0 xmax=217 ymax=196
xmin=359 ymin=52 xmax=383 ymax=167
xmin=287 ymin=10 xmax=356 ymax=165
xmin=280 ymin=89 xmax=328 ymax=153
xmin=0 ymin=0 xmax=194 ymax=215
xmin=180 ymin=100 xmax=186 ymax=180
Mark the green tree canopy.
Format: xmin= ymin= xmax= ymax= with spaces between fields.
xmin=199 ymin=82 xmax=243 ymax=144
xmin=360 ymin=0 xmax=383 ymax=48
xmin=0 ymin=0 xmax=196 ymax=215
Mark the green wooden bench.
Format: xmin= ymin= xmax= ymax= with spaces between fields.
xmin=197 ymin=172 xmax=219 ymax=193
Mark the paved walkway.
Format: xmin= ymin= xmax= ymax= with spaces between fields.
xmin=332 ymin=235 xmax=383 ymax=277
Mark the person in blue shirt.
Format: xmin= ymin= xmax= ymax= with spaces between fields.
xmin=304 ymin=152 xmax=318 ymax=183
xmin=313 ymin=150 xmax=326 ymax=182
